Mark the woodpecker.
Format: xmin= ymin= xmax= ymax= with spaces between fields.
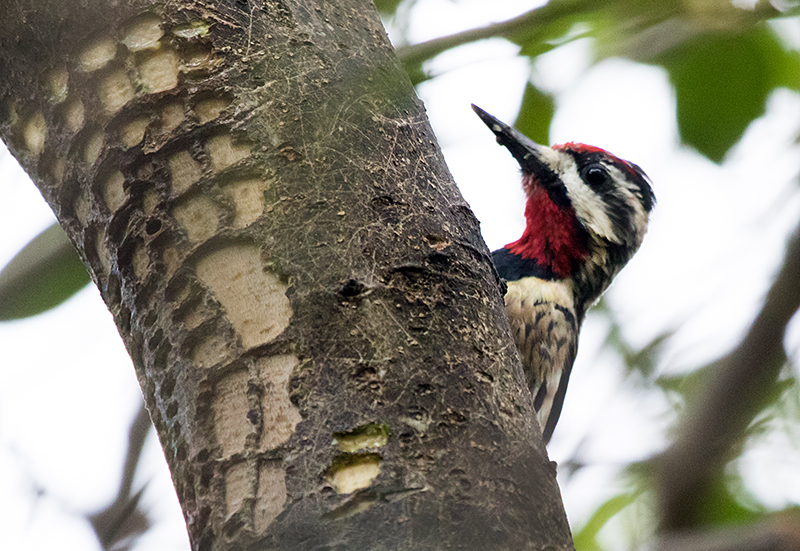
xmin=472 ymin=104 xmax=655 ymax=443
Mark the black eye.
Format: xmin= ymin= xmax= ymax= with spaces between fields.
xmin=583 ymin=164 xmax=609 ymax=188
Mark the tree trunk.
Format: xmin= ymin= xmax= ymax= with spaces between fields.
xmin=0 ymin=1 xmax=573 ymax=549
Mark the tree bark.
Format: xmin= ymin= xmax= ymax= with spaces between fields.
xmin=0 ymin=1 xmax=573 ymax=549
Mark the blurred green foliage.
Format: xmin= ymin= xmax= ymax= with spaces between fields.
xmin=573 ymin=491 xmax=639 ymax=551
xmin=0 ymin=223 xmax=89 ymax=320
xmin=661 ymin=26 xmax=800 ymax=162
xmin=515 ymin=82 xmax=555 ymax=146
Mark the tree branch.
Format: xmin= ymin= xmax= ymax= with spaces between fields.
xmin=394 ymin=0 xmax=599 ymax=69
xmin=658 ymin=223 xmax=800 ymax=530
xmin=89 ymin=402 xmax=152 ymax=550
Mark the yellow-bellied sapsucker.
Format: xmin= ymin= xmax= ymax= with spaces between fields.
xmin=473 ymin=105 xmax=655 ymax=443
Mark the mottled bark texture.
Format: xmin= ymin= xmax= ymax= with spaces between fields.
xmin=0 ymin=1 xmax=572 ymax=549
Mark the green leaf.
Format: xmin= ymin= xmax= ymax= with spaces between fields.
xmin=662 ymin=26 xmax=793 ymax=162
xmin=771 ymin=39 xmax=800 ymax=92
xmin=373 ymin=0 xmax=406 ymax=17
xmin=512 ymin=17 xmax=578 ymax=58
xmin=405 ymin=60 xmax=429 ymax=87
xmin=505 ymin=0 xmax=607 ymax=58
xmin=514 ymin=82 xmax=554 ymax=145
xmin=573 ymin=492 xmax=637 ymax=551
xmin=656 ymin=361 xmax=717 ymax=413
xmin=0 ymin=223 xmax=90 ymax=320
xmin=694 ymin=473 xmax=762 ymax=528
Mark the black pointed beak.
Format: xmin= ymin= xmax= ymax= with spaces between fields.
xmin=471 ymin=104 xmax=555 ymax=175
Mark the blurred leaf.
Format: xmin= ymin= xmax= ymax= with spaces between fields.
xmin=512 ymin=16 xmax=580 ymax=58
xmin=594 ymin=297 xmax=673 ymax=379
xmin=771 ymin=40 xmax=800 ymax=92
xmin=746 ymin=372 xmax=799 ymax=438
xmin=374 ymin=0 xmax=405 ymax=16
xmin=771 ymin=372 xmax=800 ymax=430
xmin=661 ymin=26 xmax=797 ymax=162
xmin=659 ymin=363 xmax=797 ymax=436
xmin=624 ymin=331 xmax=673 ymax=378
xmin=605 ymin=323 xmax=674 ymax=380
xmin=405 ymin=60 xmax=429 ymax=86
xmin=515 ymin=82 xmax=554 ymax=145
xmin=0 ymin=223 xmax=90 ymax=320
xmin=694 ymin=473 xmax=762 ymax=529
xmin=573 ymin=492 xmax=637 ymax=551
xmin=504 ymin=0 xmax=613 ymax=58
xmin=656 ymin=361 xmax=716 ymax=409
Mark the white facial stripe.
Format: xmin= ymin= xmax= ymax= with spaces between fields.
xmin=535 ymin=144 xmax=563 ymax=166
xmin=552 ymin=153 xmax=620 ymax=243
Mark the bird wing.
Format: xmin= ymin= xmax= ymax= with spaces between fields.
xmin=504 ymin=278 xmax=579 ymax=443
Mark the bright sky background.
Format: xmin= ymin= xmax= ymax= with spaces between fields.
xmin=2 ymin=1 xmax=800 ymax=549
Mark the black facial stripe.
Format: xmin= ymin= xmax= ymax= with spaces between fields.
xmin=604 ymin=193 xmax=636 ymax=241
xmin=525 ymin=166 xmax=572 ymax=211
xmin=627 ymin=162 xmax=656 ymax=212
xmin=606 ymin=241 xmax=630 ymax=268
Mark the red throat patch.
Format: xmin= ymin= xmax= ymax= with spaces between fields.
xmin=506 ymin=182 xmax=589 ymax=278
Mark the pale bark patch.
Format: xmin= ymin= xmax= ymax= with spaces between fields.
xmin=173 ymin=194 xmax=218 ymax=242
xmin=73 ymin=189 xmax=91 ymax=227
xmin=142 ymin=188 xmax=160 ymax=215
xmin=178 ymin=301 xmax=207 ymax=331
xmin=195 ymin=96 xmax=230 ymax=124
xmin=99 ymin=69 xmax=135 ymax=115
xmin=47 ymin=68 xmax=69 ymax=104
xmin=208 ymin=133 xmax=251 ymax=172
xmin=50 ymin=158 xmax=65 ymax=186
xmin=77 ymin=37 xmax=117 ymax=72
xmin=189 ymin=333 xmax=233 ymax=369
xmin=122 ymin=15 xmax=164 ymax=52
xmin=120 ymin=117 xmax=149 ymax=148
xmin=83 ymin=129 xmax=104 ymax=165
xmin=23 ymin=112 xmax=46 ymax=156
xmin=255 ymin=462 xmax=286 ymax=533
xmin=62 ymin=97 xmax=85 ymax=133
xmin=328 ymin=455 xmax=382 ymax=494
xmin=103 ymin=170 xmax=126 ymax=212
xmin=256 ymin=354 xmax=301 ymax=450
xmin=168 ymin=150 xmax=203 ymax=195
xmin=214 ymin=370 xmax=250 ymax=458
xmin=173 ymin=21 xmax=212 ymax=39
xmin=160 ymin=101 xmax=185 ymax=134
xmin=95 ymin=227 xmax=111 ymax=277
xmin=169 ymin=279 xmax=192 ymax=305
xmin=225 ymin=460 xmax=250 ymax=517
xmin=223 ymin=178 xmax=267 ymax=228
xmin=333 ymin=424 xmax=389 ymax=453
xmin=182 ymin=44 xmax=215 ymax=73
xmin=195 ymin=244 xmax=291 ymax=349
xmin=161 ymin=245 xmax=180 ymax=278
xmin=138 ymin=48 xmax=179 ymax=93
xmin=132 ymin=243 xmax=150 ymax=280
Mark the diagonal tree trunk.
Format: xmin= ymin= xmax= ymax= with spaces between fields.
xmin=0 ymin=1 xmax=573 ymax=549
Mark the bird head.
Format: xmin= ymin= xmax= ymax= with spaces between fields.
xmin=472 ymin=104 xmax=655 ymax=305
